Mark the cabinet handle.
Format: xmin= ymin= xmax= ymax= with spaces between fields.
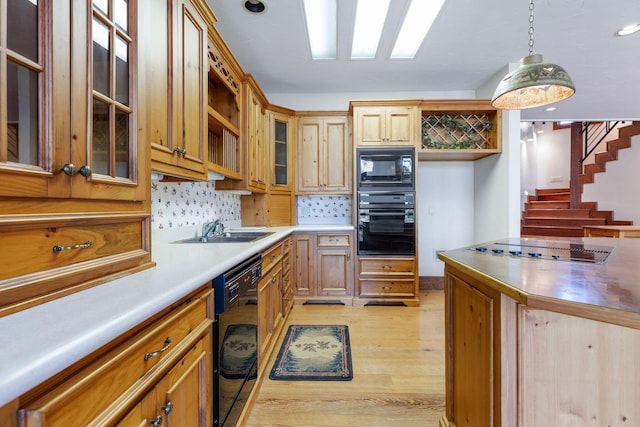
xmin=161 ymin=401 xmax=174 ymax=415
xmin=271 ymin=276 xmax=277 ymax=284
xmin=79 ymin=165 xmax=92 ymax=177
xmin=52 ymin=240 xmax=92 ymax=254
xmin=61 ymin=163 xmax=77 ymax=176
xmin=382 ymin=265 xmax=392 ymax=270
xmin=382 ymin=286 xmax=392 ymax=291
xmin=149 ymin=415 xmax=163 ymax=427
xmin=144 ymin=337 xmax=172 ymax=361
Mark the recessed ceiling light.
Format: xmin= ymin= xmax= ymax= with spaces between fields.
xmin=391 ymin=0 xmax=446 ymax=59
xmin=544 ymin=106 xmax=557 ymax=112
xmin=351 ymin=0 xmax=390 ymax=59
xmin=615 ymin=24 xmax=640 ymax=37
xmin=243 ymin=0 xmax=266 ymax=14
xmin=303 ymin=0 xmax=337 ymax=60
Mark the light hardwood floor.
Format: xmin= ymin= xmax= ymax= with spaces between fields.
xmin=245 ymin=290 xmax=445 ymax=426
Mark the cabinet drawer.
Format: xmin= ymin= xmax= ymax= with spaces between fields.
xmin=1 ymin=221 xmax=144 ymax=281
xmin=19 ymin=289 xmax=213 ymax=427
xmin=282 ymin=236 xmax=292 ymax=254
xmin=317 ymin=233 xmax=351 ymax=247
xmin=359 ymin=257 xmax=415 ymax=276
xmin=262 ymin=242 xmax=283 ymax=273
xmin=359 ymin=279 xmax=416 ymax=297
xmin=0 ymin=216 xmax=152 ymax=316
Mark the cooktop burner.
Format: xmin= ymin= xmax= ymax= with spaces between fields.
xmin=472 ymin=240 xmax=614 ymax=264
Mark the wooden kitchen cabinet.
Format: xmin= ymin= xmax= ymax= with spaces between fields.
xmin=0 ymin=0 xmax=153 ymax=317
xmin=296 ymin=113 xmax=351 ymax=194
xmin=418 ymin=100 xmax=502 ymax=161
xmin=218 ymin=75 xmax=268 ymax=193
xmin=148 ymin=0 xmax=209 ymax=180
xmin=443 ymin=271 xmax=499 ymax=427
xmin=267 ymin=106 xmax=295 ymax=193
xmin=118 ymin=334 xmax=210 ymax=427
xmin=16 ymin=286 xmax=213 ymax=427
xmin=281 ymin=236 xmax=294 ymax=317
xmin=355 ymin=256 xmax=419 ymax=306
xmin=204 ymin=26 xmax=243 ymax=180
xmin=293 ymin=231 xmax=355 ymax=304
xmin=258 ymin=241 xmax=284 ymax=371
xmin=351 ymin=101 xmax=421 ymax=147
xmin=237 ymin=106 xmax=296 ymax=227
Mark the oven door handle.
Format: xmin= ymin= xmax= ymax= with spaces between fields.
xmin=365 ymin=211 xmax=407 ymax=216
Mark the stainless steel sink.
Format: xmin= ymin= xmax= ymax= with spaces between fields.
xmin=171 ymin=231 xmax=274 ymax=244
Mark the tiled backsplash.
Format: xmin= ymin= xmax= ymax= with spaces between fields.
xmin=151 ymin=182 xmax=353 ymax=229
xmin=296 ymin=195 xmax=352 ymax=225
xmin=151 ymin=181 xmax=241 ymax=230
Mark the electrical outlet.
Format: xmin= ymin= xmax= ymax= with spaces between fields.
xmin=434 ymin=249 xmax=445 ymax=261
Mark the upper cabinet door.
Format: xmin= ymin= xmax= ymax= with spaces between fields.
xmin=0 ymin=0 xmax=145 ymax=200
xmin=268 ymin=109 xmax=294 ymax=193
xmin=352 ymin=104 xmax=419 ymax=147
xmin=147 ymin=0 xmax=208 ymax=180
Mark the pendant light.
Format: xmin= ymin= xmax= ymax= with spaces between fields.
xmin=491 ymin=0 xmax=575 ymax=110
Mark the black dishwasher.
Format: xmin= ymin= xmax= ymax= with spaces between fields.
xmin=212 ymin=254 xmax=261 ymax=426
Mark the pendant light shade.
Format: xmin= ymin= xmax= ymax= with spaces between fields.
xmin=491 ymin=0 xmax=575 ymax=110
xmin=491 ymin=54 xmax=575 ymax=110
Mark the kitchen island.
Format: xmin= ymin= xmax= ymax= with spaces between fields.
xmin=438 ymin=237 xmax=640 ymax=427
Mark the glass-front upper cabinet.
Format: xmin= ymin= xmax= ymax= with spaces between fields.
xmin=0 ymin=0 xmax=142 ymax=200
xmin=267 ymin=108 xmax=294 ymax=193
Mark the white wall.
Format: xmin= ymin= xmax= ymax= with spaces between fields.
xmin=417 ymin=162 xmax=474 ymax=276
xmin=473 ymin=64 xmax=522 ymax=243
xmin=582 ymin=134 xmax=640 ymax=224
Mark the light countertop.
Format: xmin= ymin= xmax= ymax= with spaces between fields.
xmin=0 ymin=224 xmax=353 ymax=407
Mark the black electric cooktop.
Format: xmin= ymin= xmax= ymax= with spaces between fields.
xmin=471 ymin=240 xmax=614 ymax=264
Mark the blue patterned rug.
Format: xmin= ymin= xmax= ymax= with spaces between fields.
xmin=220 ymin=324 xmax=257 ymax=379
xmin=269 ymin=325 xmax=352 ymax=381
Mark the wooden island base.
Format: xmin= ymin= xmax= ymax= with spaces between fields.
xmin=439 ymin=237 xmax=640 ymax=426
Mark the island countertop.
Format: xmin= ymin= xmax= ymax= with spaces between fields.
xmin=438 ymin=236 xmax=640 ymax=329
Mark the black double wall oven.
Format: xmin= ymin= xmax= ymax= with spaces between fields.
xmin=212 ymin=254 xmax=262 ymax=427
xmin=356 ymin=147 xmax=416 ymax=255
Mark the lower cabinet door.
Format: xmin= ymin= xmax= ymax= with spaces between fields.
xmin=117 ymin=333 xmax=211 ymax=427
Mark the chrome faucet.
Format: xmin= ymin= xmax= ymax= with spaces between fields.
xmin=201 ymin=219 xmax=224 ymax=241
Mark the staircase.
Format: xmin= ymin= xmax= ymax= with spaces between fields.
xmin=521 ymin=121 xmax=639 ymax=238
xmin=521 ymin=188 xmax=632 ymax=238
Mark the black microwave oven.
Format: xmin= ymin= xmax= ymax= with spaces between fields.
xmin=356 ymin=147 xmax=415 ymax=191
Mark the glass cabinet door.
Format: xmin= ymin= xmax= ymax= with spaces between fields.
xmin=0 ymin=0 xmax=59 ymax=197
xmin=274 ymin=118 xmax=288 ymax=186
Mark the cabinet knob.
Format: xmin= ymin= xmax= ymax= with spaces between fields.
xmin=149 ymin=415 xmax=163 ymax=427
xmin=173 ymin=147 xmax=187 ymax=156
xmin=161 ymin=401 xmax=174 ymax=415
xmin=61 ymin=163 xmax=77 ymax=176
xmin=79 ymin=165 xmax=92 ymax=177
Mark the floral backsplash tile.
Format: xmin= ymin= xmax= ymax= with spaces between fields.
xmin=151 ymin=181 xmax=241 ymax=229
xmin=151 ymin=182 xmax=353 ymax=229
xmin=297 ymin=195 xmax=352 ymax=225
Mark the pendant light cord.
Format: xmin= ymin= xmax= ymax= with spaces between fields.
xmin=528 ymin=0 xmax=535 ymax=55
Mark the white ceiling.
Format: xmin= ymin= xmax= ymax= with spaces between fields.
xmin=208 ymin=0 xmax=640 ymax=121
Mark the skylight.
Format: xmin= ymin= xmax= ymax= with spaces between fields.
xmin=351 ymin=0 xmax=390 ymax=59
xmin=303 ymin=0 xmax=446 ymax=61
xmin=391 ymin=0 xmax=446 ymax=59
xmin=303 ymin=0 xmax=337 ymax=60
